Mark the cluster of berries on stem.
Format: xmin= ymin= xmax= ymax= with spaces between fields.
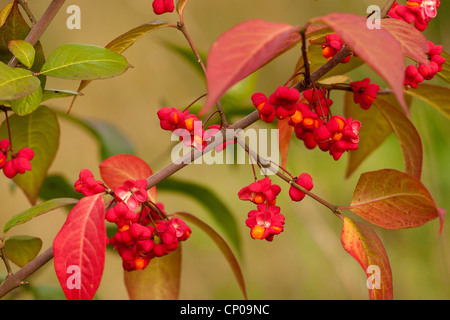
xmin=237 ymin=174 xmax=313 ymax=242
xmin=0 ymin=139 xmax=34 ymax=179
xmin=252 ymin=80 xmax=379 ymax=160
xmin=73 ymin=169 xmax=191 ymax=271
xmin=387 ymin=1 xmax=445 ymax=89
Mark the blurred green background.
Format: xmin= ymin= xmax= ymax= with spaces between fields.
xmin=0 ymin=0 xmax=449 ymax=300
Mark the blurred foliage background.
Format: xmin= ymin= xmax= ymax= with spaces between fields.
xmin=0 ymin=0 xmax=449 ymax=300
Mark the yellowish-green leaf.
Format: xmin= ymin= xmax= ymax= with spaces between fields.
xmin=405 ymin=83 xmax=450 ymax=119
xmin=0 ymin=3 xmax=13 ymax=28
xmin=40 ymin=44 xmax=130 ymax=80
xmin=0 ymin=61 xmax=40 ymax=100
xmin=10 ymin=86 xmax=42 ymax=115
xmin=3 ymin=235 xmax=42 ymax=267
xmin=8 ymin=39 xmax=36 ymax=68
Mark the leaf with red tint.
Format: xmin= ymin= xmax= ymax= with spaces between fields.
xmin=99 ymin=154 xmax=157 ymax=202
xmin=341 ymin=217 xmax=393 ymax=300
xmin=309 ymin=13 xmax=408 ymax=114
xmin=344 ymin=92 xmax=392 ymax=178
xmin=373 ymin=98 xmax=422 ymax=179
xmin=200 ymin=19 xmax=301 ymax=115
xmin=346 ymin=169 xmax=442 ymax=232
xmin=277 ymin=118 xmax=293 ymax=169
xmin=124 ymin=244 xmax=182 ymax=300
xmin=344 ymin=93 xmax=413 ymax=178
xmin=53 ymin=194 xmax=106 ymax=300
xmin=381 ymin=19 xmax=428 ymax=64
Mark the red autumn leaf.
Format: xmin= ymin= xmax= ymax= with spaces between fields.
xmin=277 ymin=118 xmax=294 ymax=169
xmin=200 ymin=19 xmax=301 ymax=115
xmin=53 ymin=194 xmax=106 ymax=300
xmin=373 ymin=98 xmax=423 ymax=179
xmin=341 ymin=217 xmax=393 ymax=300
xmin=99 ymin=154 xmax=157 ymax=202
xmin=309 ymin=13 xmax=408 ymax=114
xmin=346 ymin=169 xmax=443 ymax=232
xmin=381 ymin=18 xmax=429 ymax=65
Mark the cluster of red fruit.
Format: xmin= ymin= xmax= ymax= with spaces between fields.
xmin=387 ymin=1 xmax=446 ymax=89
xmin=388 ymin=0 xmax=440 ymax=31
xmin=157 ymin=106 xmax=232 ymax=152
xmin=321 ymin=33 xmax=353 ymax=64
xmin=252 ymin=82 xmax=379 ymax=160
xmin=74 ymin=169 xmax=191 ymax=271
xmin=237 ymin=175 xmax=313 ymax=241
xmin=404 ymin=40 xmax=445 ymax=89
xmin=0 ymin=139 xmax=34 ymax=179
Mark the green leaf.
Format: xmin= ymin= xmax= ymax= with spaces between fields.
xmin=0 ymin=61 xmax=40 ymax=100
xmin=157 ymin=177 xmax=241 ymax=255
xmin=57 ymin=111 xmax=135 ymax=161
xmin=174 ymin=212 xmax=247 ymax=300
xmin=124 ymin=243 xmax=182 ymax=300
xmin=42 ymin=89 xmax=82 ymax=102
xmin=40 ymin=44 xmax=130 ymax=80
xmin=9 ymin=85 xmax=42 ymax=115
xmin=8 ymin=40 xmax=36 ymax=68
xmin=105 ymin=20 xmax=169 ymax=53
xmin=3 ymin=235 xmax=42 ymax=267
xmin=405 ymin=83 xmax=450 ymax=119
xmin=3 ymin=198 xmax=79 ymax=234
xmin=0 ymin=106 xmax=60 ymax=204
